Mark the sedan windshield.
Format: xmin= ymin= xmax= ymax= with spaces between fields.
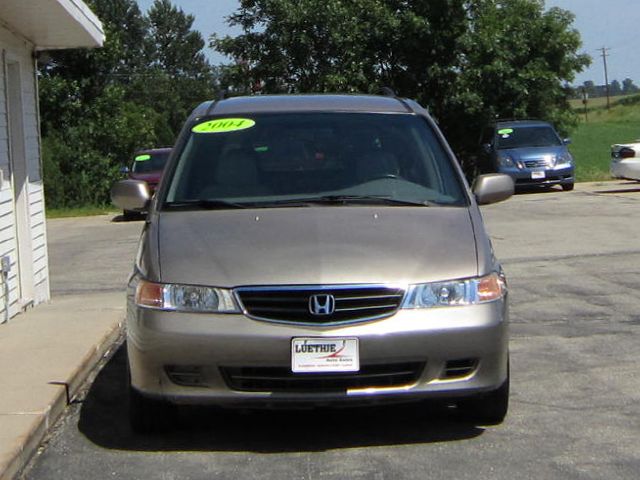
xmin=132 ymin=151 xmax=170 ymax=173
xmin=496 ymin=126 xmax=562 ymax=149
xmin=164 ymin=113 xmax=466 ymax=208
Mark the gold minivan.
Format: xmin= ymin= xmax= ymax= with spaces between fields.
xmin=112 ymin=94 xmax=514 ymax=433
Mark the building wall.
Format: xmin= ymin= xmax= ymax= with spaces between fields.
xmin=0 ymin=25 xmax=50 ymax=319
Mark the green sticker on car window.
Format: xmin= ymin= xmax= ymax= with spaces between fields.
xmin=135 ymin=154 xmax=151 ymax=161
xmin=498 ymin=128 xmax=514 ymax=135
xmin=192 ymin=118 xmax=256 ymax=133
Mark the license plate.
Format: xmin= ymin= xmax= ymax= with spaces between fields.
xmin=291 ymin=337 xmax=359 ymax=373
xmin=531 ymin=171 xmax=546 ymax=179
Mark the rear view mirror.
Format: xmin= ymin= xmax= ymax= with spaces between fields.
xmin=111 ymin=179 xmax=150 ymax=211
xmin=473 ymin=174 xmax=514 ymax=205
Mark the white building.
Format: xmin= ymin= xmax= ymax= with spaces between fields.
xmin=0 ymin=1 xmax=104 ymax=320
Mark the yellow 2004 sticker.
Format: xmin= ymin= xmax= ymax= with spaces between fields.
xmin=192 ymin=118 xmax=256 ymax=133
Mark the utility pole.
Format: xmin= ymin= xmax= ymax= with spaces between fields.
xmin=598 ymin=47 xmax=611 ymax=110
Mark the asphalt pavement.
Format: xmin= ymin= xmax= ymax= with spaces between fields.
xmin=3 ymin=181 xmax=640 ymax=480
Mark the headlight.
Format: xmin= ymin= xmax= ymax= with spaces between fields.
xmin=402 ymin=272 xmax=506 ymax=309
xmin=135 ymin=278 xmax=239 ymax=312
xmin=498 ymin=155 xmax=514 ymax=168
xmin=555 ymin=152 xmax=572 ymax=166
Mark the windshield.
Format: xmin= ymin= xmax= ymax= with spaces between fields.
xmin=132 ymin=151 xmax=170 ymax=173
xmin=164 ymin=113 xmax=466 ymax=208
xmin=496 ymin=126 xmax=562 ymax=149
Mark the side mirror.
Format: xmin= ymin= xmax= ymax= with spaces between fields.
xmin=482 ymin=143 xmax=492 ymax=154
xmin=111 ymin=179 xmax=150 ymax=211
xmin=563 ymin=138 xmax=572 ymax=145
xmin=120 ymin=166 xmax=130 ymax=174
xmin=473 ymin=174 xmax=514 ymax=205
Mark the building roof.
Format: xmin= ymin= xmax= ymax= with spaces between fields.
xmin=1 ymin=0 xmax=104 ymax=49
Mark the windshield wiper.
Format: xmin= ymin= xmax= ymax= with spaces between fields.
xmin=262 ymin=195 xmax=434 ymax=207
xmin=163 ymin=199 xmax=248 ymax=210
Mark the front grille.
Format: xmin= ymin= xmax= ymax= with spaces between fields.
xmin=221 ymin=362 xmax=425 ymax=392
xmin=524 ymin=159 xmax=549 ymax=168
xmin=236 ymin=285 xmax=405 ymax=324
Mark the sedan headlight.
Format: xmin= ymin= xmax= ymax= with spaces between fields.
xmin=402 ymin=272 xmax=506 ymax=309
xmin=498 ymin=155 xmax=515 ymax=168
xmin=555 ymin=152 xmax=573 ymax=167
xmin=135 ymin=278 xmax=239 ymax=312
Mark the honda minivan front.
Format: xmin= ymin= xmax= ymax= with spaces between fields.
xmin=112 ymin=94 xmax=513 ymax=432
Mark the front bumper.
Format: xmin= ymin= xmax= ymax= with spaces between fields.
xmin=127 ymin=297 xmax=509 ymax=407
xmin=498 ymin=165 xmax=574 ymax=187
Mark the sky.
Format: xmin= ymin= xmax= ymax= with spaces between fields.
xmin=137 ymin=0 xmax=639 ymax=86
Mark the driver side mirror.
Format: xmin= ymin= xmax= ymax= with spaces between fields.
xmin=473 ymin=174 xmax=514 ymax=205
xmin=481 ymin=143 xmax=492 ymax=155
xmin=563 ymin=138 xmax=572 ymax=145
xmin=111 ymin=179 xmax=150 ymax=211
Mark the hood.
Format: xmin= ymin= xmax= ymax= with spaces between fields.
xmin=498 ymin=145 xmax=567 ymax=161
xmin=130 ymin=172 xmax=162 ymax=184
xmin=156 ymin=207 xmax=478 ymax=287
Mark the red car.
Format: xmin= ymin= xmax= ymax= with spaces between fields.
xmin=121 ymin=147 xmax=171 ymax=218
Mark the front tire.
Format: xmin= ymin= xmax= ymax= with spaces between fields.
xmin=457 ymin=372 xmax=509 ymax=426
xmin=129 ymin=385 xmax=177 ymax=433
xmin=561 ymin=183 xmax=574 ymax=191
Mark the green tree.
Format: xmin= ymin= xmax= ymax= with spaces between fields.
xmin=39 ymin=0 xmax=216 ymax=207
xmin=610 ymin=80 xmax=622 ymax=96
xmin=135 ymin=0 xmax=216 ymax=134
xmin=212 ymin=0 xmax=590 ymax=159
xmin=622 ymin=78 xmax=639 ymax=95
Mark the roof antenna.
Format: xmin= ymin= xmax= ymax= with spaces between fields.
xmin=379 ymin=86 xmax=397 ymax=97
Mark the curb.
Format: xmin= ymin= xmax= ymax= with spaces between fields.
xmin=1 ymin=320 xmax=123 ymax=480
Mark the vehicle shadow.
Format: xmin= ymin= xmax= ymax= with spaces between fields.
xmin=514 ymin=185 xmax=562 ymax=195
xmin=110 ymin=213 xmax=145 ymax=223
xmin=593 ymin=181 xmax=640 ymax=194
xmin=78 ymin=344 xmax=485 ymax=453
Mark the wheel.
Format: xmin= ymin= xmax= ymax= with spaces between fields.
xmin=561 ymin=183 xmax=574 ymax=191
xmin=129 ymin=384 xmax=177 ymax=433
xmin=457 ymin=371 xmax=509 ymax=426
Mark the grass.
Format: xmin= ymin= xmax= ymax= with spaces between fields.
xmin=568 ymin=94 xmax=637 ymax=111
xmin=568 ymin=95 xmax=640 ymax=182
xmin=46 ymin=206 xmax=118 ymax=219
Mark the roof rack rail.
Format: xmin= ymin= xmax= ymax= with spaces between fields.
xmin=495 ymin=117 xmax=543 ymax=123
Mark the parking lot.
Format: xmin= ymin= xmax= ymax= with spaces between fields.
xmin=24 ymin=182 xmax=640 ymax=480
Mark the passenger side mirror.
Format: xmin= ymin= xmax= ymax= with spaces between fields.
xmin=473 ymin=174 xmax=514 ymax=205
xmin=111 ymin=179 xmax=150 ymax=211
xmin=120 ymin=166 xmax=130 ymax=175
xmin=563 ymin=138 xmax=572 ymax=145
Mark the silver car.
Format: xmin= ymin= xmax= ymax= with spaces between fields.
xmin=112 ymin=94 xmax=514 ymax=432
